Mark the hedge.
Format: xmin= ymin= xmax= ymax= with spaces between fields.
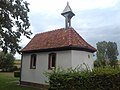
xmin=46 ymin=67 xmax=120 ymax=90
xmin=14 ymin=71 xmax=20 ymax=77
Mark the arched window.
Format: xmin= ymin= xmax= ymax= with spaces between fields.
xmin=30 ymin=54 xmax=37 ymax=69
xmin=88 ymin=55 xmax=90 ymax=58
xmin=48 ymin=53 xmax=56 ymax=70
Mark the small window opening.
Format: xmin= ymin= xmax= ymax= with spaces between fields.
xmin=30 ymin=54 xmax=37 ymax=69
xmin=48 ymin=53 xmax=56 ymax=70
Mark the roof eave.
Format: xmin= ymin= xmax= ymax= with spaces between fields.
xmin=21 ymin=46 xmax=96 ymax=53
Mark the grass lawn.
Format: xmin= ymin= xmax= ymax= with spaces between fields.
xmin=0 ymin=72 xmax=39 ymax=90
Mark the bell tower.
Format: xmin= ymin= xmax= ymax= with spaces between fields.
xmin=61 ymin=2 xmax=75 ymax=29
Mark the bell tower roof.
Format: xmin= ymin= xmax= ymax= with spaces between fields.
xmin=61 ymin=2 xmax=73 ymax=14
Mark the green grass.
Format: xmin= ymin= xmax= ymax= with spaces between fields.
xmin=0 ymin=72 xmax=39 ymax=90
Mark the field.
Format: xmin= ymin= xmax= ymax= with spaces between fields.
xmin=0 ymin=72 xmax=39 ymax=90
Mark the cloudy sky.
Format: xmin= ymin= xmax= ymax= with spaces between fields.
xmin=15 ymin=0 xmax=120 ymax=59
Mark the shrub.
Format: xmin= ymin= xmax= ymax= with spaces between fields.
xmin=46 ymin=67 xmax=120 ymax=90
xmin=9 ymin=66 xmax=18 ymax=72
xmin=14 ymin=71 xmax=20 ymax=77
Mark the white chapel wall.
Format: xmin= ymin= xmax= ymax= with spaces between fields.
xmin=21 ymin=53 xmax=48 ymax=84
xmin=21 ymin=50 xmax=94 ymax=85
xmin=56 ymin=50 xmax=72 ymax=69
xmin=71 ymin=50 xmax=94 ymax=70
xmin=21 ymin=50 xmax=72 ymax=84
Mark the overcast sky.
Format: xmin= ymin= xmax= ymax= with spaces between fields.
xmin=15 ymin=0 xmax=120 ymax=59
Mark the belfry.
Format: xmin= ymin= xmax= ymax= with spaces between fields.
xmin=61 ymin=2 xmax=75 ymax=29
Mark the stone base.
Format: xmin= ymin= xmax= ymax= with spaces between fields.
xmin=20 ymin=81 xmax=49 ymax=90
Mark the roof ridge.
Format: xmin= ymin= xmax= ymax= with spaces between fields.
xmin=75 ymin=30 xmax=96 ymax=49
xmin=68 ymin=28 xmax=96 ymax=50
xmin=68 ymin=28 xmax=74 ymax=46
xmin=36 ymin=28 xmax=65 ymax=36
xmin=68 ymin=29 xmax=71 ymax=46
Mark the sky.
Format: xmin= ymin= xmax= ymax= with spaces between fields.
xmin=15 ymin=0 xmax=120 ymax=59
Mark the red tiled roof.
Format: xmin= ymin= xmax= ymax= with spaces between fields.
xmin=21 ymin=28 xmax=96 ymax=53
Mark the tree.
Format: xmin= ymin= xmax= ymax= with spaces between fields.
xmin=0 ymin=52 xmax=15 ymax=71
xmin=95 ymin=41 xmax=119 ymax=67
xmin=107 ymin=42 xmax=119 ymax=67
xmin=0 ymin=52 xmax=5 ymax=69
xmin=0 ymin=0 xmax=32 ymax=54
xmin=95 ymin=41 xmax=108 ymax=67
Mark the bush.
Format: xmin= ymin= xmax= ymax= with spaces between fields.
xmin=14 ymin=71 xmax=20 ymax=77
xmin=9 ymin=66 xmax=18 ymax=72
xmin=46 ymin=67 xmax=120 ymax=90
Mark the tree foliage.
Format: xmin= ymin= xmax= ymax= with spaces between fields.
xmin=95 ymin=41 xmax=119 ymax=67
xmin=0 ymin=52 xmax=15 ymax=71
xmin=0 ymin=0 xmax=32 ymax=54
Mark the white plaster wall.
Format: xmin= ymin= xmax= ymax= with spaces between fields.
xmin=56 ymin=50 xmax=72 ymax=69
xmin=21 ymin=50 xmax=72 ymax=84
xmin=21 ymin=53 xmax=48 ymax=84
xmin=71 ymin=50 xmax=94 ymax=70
xmin=21 ymin=50 xmax=94 ymax=85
